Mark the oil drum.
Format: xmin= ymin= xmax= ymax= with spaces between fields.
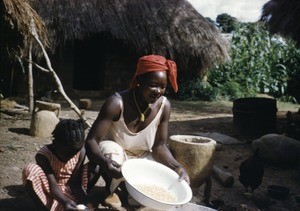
xmin=232 ymin=97 xmax=277 ymax=136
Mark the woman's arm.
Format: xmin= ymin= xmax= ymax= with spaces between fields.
xmin=35 ymin=154 xmax=78 ymax=210
xmin=152 ymin=99 xmax=190 ymax=184
xmin=85 ymin=95 xmax=123 ymax=178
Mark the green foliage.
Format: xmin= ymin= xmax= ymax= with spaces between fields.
xmin=216 ymin=13 xmax=238 ymax=33
xmin=173 ymin=22 xmax=300 ymax=102
xmin=176 ymin=77 xmax=218 ymax=101
xmin=207 ymin=22 xmax=300 ymax=102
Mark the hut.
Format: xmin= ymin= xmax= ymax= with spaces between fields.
xmin=1 ymin=0 xmax=230 ymax=96
xmin=261 ymin=0 xmax=300 ymax=47
xmin=0 ymin=0 xmax=48 ymax=96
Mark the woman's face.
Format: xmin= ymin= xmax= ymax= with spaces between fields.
xmin=138 ymin=71 xmax=168 ymax=104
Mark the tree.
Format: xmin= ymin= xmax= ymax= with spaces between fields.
xmin=205 ymin=17 xmax=217 ymax=27
xmin=216 ymin=13 xmax=238 ymax=33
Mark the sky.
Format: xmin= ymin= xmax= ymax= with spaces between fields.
xmin=187 ymin=0 xmax=269 ymax=22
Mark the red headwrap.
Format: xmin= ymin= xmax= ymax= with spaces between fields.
xmin=129 ymin=55 xmax=178 ymax=93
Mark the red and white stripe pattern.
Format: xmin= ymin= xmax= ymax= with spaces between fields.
xmin=22 ymin=146 xmax=88 ymax=211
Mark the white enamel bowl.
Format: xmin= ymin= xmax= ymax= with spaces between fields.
xmin=121 ymin=159 xmax=192 ymax=210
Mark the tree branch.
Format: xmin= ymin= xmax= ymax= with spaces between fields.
xmin=29 ymin=19 xmax=91 ymax=128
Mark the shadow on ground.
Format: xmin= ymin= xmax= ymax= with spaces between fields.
xmin=0 ymin=185 xmax=120 ymax=211
xmin=8 ymin=128 xmax=30 ymax=136
xmin=169 ymin=114 xmax=292 ymax=142
xmin=0 ymin=185 xmax=36 ymax=211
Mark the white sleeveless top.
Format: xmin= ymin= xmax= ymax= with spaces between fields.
xmin=107 ymin=93 xmax=166 ymax=157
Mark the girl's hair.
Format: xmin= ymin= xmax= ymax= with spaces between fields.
xmin=52 ymin=119 xmax=85 ymax=146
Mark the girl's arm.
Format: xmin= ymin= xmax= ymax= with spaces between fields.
xmin=152 ymin=99 xmax=190 ymax=184
xmin=36 ymin=154 xmax=78 ymax=210
xmin=68 ymin=148 xmax=90 ymax=205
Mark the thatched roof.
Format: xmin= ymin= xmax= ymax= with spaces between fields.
xmin=261 ymin=0 xmax=300 ymax=47
xmin=28 ymin=0 xmax=230 ymax=73
xmin=1 ymin=0 xmax=48 ymax=57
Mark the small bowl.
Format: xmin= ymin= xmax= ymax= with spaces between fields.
xmin=76 ymin=204 xmax=87 ymax=210
xmin=268 ymin=185 xmax=290 ymax=199
xmin=121 ymin=159 xmax=192 ymax=210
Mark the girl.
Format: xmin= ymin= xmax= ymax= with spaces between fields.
xmin=23 ymin=119 xmax=95 ymax=211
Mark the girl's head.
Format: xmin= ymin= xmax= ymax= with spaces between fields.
xmin=52 ymin=119 xmax=85 ymax=161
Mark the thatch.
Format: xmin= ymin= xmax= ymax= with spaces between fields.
xmin=1 ymin=0 xmax=48 ymax=57
xmin=28 ymin=0 xmax=230 ymax=73
xmin=261 ymin=0 xmax=300 ymax=47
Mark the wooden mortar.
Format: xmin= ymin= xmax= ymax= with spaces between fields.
xmin=169 ymin=135 xmax=216 ymax=187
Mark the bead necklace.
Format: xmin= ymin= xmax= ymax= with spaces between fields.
xmin=133 ymin=90 xmax=149 ymax=122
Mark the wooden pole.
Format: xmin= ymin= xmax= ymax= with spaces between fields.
xmin=28 ymin=38 xmax=34 ymax=113
xmin=29 ymin=17 xmax=91 ymax=128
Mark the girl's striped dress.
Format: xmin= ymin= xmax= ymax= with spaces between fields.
xmin=22 ymin=145 xmax=88 ymax=211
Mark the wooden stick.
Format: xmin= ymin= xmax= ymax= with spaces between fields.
xmin=29 ymin=17 xmax=91 ymax=128
xmin=212 ymin=165 xmax=234 ymax=187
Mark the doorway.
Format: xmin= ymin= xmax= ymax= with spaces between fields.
xmin=73 ymin=36 xmax=105 ymax=90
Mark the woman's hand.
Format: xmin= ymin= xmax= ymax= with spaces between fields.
xmin=174 ymin=165 xmax=190 ymax=185
xmin=152 ymin=144 xmax=190 ymax=185
xmin=105 ymin=158 xmax=122 ymax=179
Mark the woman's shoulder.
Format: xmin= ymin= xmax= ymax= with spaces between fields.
xmin=101 ymin=90 xmax=129 ymax=117
xmin=104 ymin=92 xmax=123 ymax=106
xmin=161 ymin=96 xmax=170 ymax=107
xmin=108 ymin=90 xmax=133 ymax=106
xmin=106 ymin=90 xmax=129 ymax=101
xmin=159 ymin=96 xmax=171 ymax=117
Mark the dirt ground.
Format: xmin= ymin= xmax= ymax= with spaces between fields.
xmin=1 ymin=97 xmax=300 ymax=211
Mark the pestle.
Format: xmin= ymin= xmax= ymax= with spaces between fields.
xmin=212 ymin=165 xmax=234 ymax=187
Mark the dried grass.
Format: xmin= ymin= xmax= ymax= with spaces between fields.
xmin=2 ymin=0 xmax=48 ymax=57
xmin=28 ymin=0 xmax=230 ymax=73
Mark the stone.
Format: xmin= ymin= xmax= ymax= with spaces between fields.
xmin=79 ymin=98 xmax=92 ymax=110
xmin=252 ymin=134 xmax=300 ymax=166
xmin=35 ymin=100 xmax=61 ymax=117
xmin=30 ymin=110 xmax=59 ymax=138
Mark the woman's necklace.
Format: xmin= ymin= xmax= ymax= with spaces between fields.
xmin=133 ymin=90 xmax=149 ymax=122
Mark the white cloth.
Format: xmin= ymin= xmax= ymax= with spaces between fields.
xmin=99 ymin=141 xmax=155 ymax=193
xmin=99 ymin=141 xmax=127 ymax=193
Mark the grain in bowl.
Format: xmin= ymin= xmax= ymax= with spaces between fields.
xmin=134 ymin=184 xmax=177 ymax=203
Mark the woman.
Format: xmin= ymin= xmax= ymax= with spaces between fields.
xmin=85 ymin=55 xmax=190 ymax=208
